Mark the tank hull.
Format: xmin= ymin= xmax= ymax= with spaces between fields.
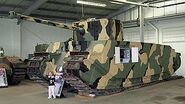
xmin=63 ymin=40 xmax=181 ymax=90
xmin=0 ymin=57 xmax=26 ymax=85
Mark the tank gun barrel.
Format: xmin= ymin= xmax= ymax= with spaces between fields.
xmin=8 ymin=11 xmax=124 ymax=41
xmin=8 ymin=11 xmax=76 ymax=30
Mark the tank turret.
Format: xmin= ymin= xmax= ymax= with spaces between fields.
xmin=73 ymin=18 xmax=123 ymax=41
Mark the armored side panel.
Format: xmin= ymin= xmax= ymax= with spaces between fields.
xmin=63 ymin=40 xmax=181 ymax=89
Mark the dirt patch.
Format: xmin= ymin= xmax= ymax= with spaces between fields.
xmin=173 ymin=96 xmax=185 ymax=102
xmin=150 ymin=96 xmax=167 ymax=101
xmin=143 ymin=96 xmax=167 ymax=103
xmin=163 ymin=92 xmax=176 ymax=96
xmin=153 ymin=101 xmax=162 ymax=104
xmin=177 ymin=85 xmax=185 ymax=88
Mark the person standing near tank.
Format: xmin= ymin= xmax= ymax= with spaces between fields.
xmin=48 ymin=71 xmax=56 ymax=99
xmin=55 ymin=66 xmax=64 ymax=98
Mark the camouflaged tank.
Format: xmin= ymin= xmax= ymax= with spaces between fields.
xmin=63 ymin=19 xmax=181 ymax=89
xmin=9 ymin=11 xmax=181 ymax=95
xmin=27 ymin=43 xmax=66 ymax=79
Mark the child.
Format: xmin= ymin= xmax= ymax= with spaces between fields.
xmin=48 ymin=71 xmax=56 ymax=99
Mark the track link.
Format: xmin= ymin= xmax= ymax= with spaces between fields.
xmin=8 ymin=62 xmax=27 ymax=84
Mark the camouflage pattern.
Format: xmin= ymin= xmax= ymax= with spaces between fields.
xmin=27 ymin=42 xmax=66 ymax=78
xmin=35 ymin=44 xmax=49 ymax=53
xmin=64 ymin=19 xmax=181 ymax=89
xmin=10 ymin=11 xmax=181 ymax=90
xmin=9 ymin=11 xmax=123 ymax=41
xmin=63 ymin=40 xmax=181 ymax=89
xmin=73 ymin=18 xmax=123 ymax=41
xmin=8 ymin=11 xmax=75 ymax=30
xmin=46 ymin=42 xmax=63 ymax=53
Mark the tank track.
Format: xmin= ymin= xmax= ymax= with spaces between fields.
xmin=27 ymin=57 xmax=44 ymax=80
xmin=0 ymin=62 xmax=26 ymax=85
xmin=63 ymin=52 xmax=184 ymax=97
xmin=8 ymin=63 xmax=27 ymax=84
xmin=124 ymin=75 xmax=184 ymax=91
xmin=63 ymin=73 xmax=125 ymax=96
xmin=63 ymin=72 xmax=183 ymax=97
